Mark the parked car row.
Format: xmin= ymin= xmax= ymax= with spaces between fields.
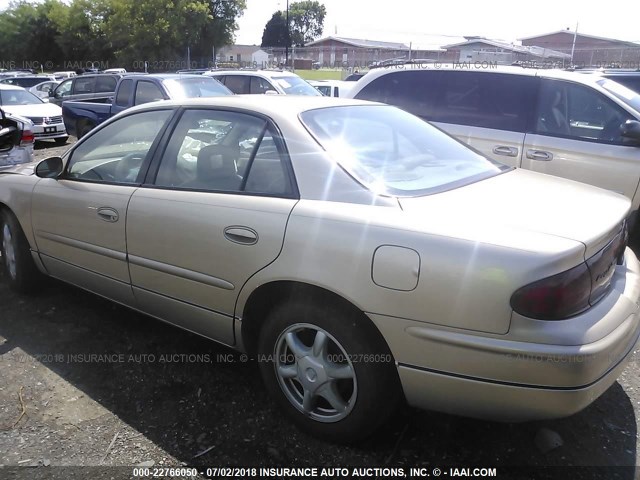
xmin=62 ymin=74 xmax=232 ymax=137
xmin=2 ymin=64 xmax=640 ymax=444
xmin=0 ymin=85 xmax=68 ymax=146
xmin=1 ymin=94 xmax=639 ymax=443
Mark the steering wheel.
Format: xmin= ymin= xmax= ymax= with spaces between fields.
xmin=114 ymin=153 xmax=146 ymax=183
xmin=599 ymin=117 xmax=623 ymax=143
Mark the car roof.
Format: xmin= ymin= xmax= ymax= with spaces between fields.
xmin=206 ymin=69 xmax=298 ymax=78
xmin=122 ymin=94 xmax=376 ymax=118
xmin=0 ymin=84 xmax=27 ymax=91
xmin=356 ymin=63 xmax=623 ymax=89
xmin=123 ymin=73 xmax=212 ymax=80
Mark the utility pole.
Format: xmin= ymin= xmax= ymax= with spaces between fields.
xmin=570 ymin=22 xmax=579 ymax=66
xmin=285 ymin=0 xmax=290 ymax=67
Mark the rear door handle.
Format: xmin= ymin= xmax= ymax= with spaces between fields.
xmin=224 ymin=226 xmax=258 ymax=245
xmin=492 ymin=146 xmax=519 ymax=157
xmin=96 ymin=207 xmax=119 ymax=222
xmin=526 ymin=149 xmax=553 ymax=161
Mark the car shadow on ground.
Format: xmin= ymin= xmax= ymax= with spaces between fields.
xmin=0 ymin=271 xmax=637 ymax=475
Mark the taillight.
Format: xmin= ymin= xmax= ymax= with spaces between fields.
xmin=511 ymin=263 xmax=591 ymax=320
xmin=21 ymin=130 xmax=34 ymax=146
xmin=511 ymin=223 xmax=628 ymax=321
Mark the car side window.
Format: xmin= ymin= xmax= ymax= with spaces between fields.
xmin=355 ymin=70 xmax=444 ymax=120
xmin=222 ymin=75 xmax=250 ymax=94
xmin=96 ymin=75 xmax=117 ymax=93
xmin=54 ymin=79 xmax=72 ymax=98
xmin=535 ymin=79 xmax=635 ymax=144
xmin=250 ymin=77 xmax=275 ymax=94
xmin=356 ymin=71 xmax=536 ymax=132
xmin=73 ymin=76 xmax=95 ymax=94
xmin=115 ymin=79 xmax=133 ymax=106
xmin=153 ymin=109 xmax=293 ymax=196
xmin=134 ymin=81 xmax=164 ymax=105
xmin=66 ymin=110 xmax=172 ymax=184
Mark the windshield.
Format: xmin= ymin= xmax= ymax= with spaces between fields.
xmin=300 ymin=105 xmax=507 ymax=196
xmin=0 ymin=89 xmax=43 ymax=106
xmin=163 ymin=77 xmax=232 ymax=99
xmin=273 ymin=76 xmax=321 ymax=96
xmin=598 ymin=79 xmax=640 ymax=113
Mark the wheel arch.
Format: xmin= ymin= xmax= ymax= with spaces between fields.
xmin=239 ymin=280 xmax=394 ymax=360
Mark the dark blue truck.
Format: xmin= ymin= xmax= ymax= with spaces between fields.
xmin=62 ymin=74 xmax=232 ymax=137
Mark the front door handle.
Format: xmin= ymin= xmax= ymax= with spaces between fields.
xmin=224 ymin=226 xmax=258 ymax=245
xmin=526 ymin=149 xmax=553 ymax=161
xmin=493 ymin=146 xmax=519 ymax=157
xmin=96 ymin=207 xmax=119 ymax=223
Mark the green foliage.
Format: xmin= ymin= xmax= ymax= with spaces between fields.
xmin=261 ymin=11 xmax=289 ymax=48
xmin=288 ymin=0 xmax=325 ymax=47
xmin=0 ymin=0 xmax=247 ymax=70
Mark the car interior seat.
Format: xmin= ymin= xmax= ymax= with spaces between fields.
xmin=183 ymin=144 xmax=242 ymax=191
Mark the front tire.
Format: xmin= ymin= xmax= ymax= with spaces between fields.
xmin=258 ymin=300 xmax=401 ymax=443
xmin=54 ymin=136 xmax=68 ymax=146
xmin=0 ymin=210 xmax=43 ymax=293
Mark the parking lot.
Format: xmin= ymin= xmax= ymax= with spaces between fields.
xmin=0 ymin=140 xmax=638 ymax=478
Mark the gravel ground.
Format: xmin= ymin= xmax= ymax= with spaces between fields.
xmin=1 ymin=139 xmax=639 ymax=479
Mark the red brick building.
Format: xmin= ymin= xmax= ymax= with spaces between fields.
xmin=519 ymin=30 xmax=640 ymax=67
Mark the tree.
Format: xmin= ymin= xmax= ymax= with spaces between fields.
xmin=196 ymin=0 xmax=247 ymax=64
xmin=288 ymin=0 xmax=325 ymax=47
xmin=261 ymin=11 xmax=289 ymax=48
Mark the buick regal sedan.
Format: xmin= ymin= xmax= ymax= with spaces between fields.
xmin=1 ymin=96 xmax=639 ymax=442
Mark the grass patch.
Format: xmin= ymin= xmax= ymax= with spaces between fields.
xmin=295 ymin=69 xmax=344 ymax=80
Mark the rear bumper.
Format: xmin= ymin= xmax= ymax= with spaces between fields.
xmin=370 ymin=248 xmax=640 ymax=421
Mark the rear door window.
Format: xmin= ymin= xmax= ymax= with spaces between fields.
xmin=73 ymin=76 xmax=96 ymax=94
xmin=355 ymin=70 xmax=536 ymax=133
xmin=134 ymin=81 xmax=165 ymax=105
xmin=115 ymin=79 xmax=133 ymax=107
xmin=95 ymin=75 xmax=118 ymax=93
xmin=222 ymin=75 xmax=250 ymax=94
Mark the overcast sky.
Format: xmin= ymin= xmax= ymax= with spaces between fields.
xmin=1 ymin=0 xmax=637 ymax=46
xmin=234 ymin=0 xmax=639 ymax=46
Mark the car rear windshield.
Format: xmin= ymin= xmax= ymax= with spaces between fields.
xmin=0 ymin=89 xmax=43 ymax=106
xmin=598 ymin=79 xmax=640 ymax=113
xmin=300 ymin=105 xmax=508 ymax=196
xmin=163 ymin=77 xmax=232 ymax=99
xmin=273 ymin=76 xmax=321 ymax=96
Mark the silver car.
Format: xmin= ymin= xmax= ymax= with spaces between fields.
xmin=1 ymin=96 xmax=639 ymax=442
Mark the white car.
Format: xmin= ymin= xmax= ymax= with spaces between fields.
xmin=0 ymin=85 xmax=68 ymax=145
xmin=103 ymin=68 xmax=127 ymax=74
xmin=52 ymin=71 xmax=77 ymax=80
xmin=204 ymin=69 xmax=321 ymax=96
xmin=309 ymin=80 xmax=354 ymax=97
xmin=0 ymin=109 xmax=34 ymax=168
xmin=29 ymin=80 xmax=60 ymax=99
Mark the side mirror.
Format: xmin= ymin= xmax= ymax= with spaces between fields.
xmin=264 ymin=89 xmax=279 ymax=95
xmin=621 ymin=120 xmax=640 ymax=143
xmin=36 ymin=156 xmax=64 ymax=178
xmin=48 ymin=90 xmax=54 ymax=97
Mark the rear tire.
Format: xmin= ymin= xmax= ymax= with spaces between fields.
xmin=77 ymin=121 xmax=94 ymax=139
xmin=0 ymin=210 xmax=43 ymax=293
xmin=257 ymin=300 xmax=401 ymax=443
